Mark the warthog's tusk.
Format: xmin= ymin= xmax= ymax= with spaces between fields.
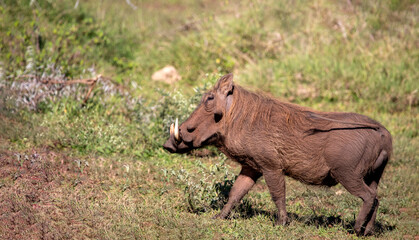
xmin=170 ymin=123 xmax=174 ymax=136
xmin=174 ymin=118 xmax=179 ymax=141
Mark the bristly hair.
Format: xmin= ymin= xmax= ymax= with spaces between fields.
xmin=224 ymin=85 xmax=382 ymax=137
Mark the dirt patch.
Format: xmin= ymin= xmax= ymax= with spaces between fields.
xmin=0 ymin=145 xmax=90 ymax=239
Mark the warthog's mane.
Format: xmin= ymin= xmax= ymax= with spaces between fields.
xmin=224 ymin=85 xmax=381 ymax=136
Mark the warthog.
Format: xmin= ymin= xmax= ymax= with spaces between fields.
xmin=163 ymin=74 xmax=392 ymax=236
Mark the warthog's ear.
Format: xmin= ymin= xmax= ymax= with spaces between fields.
xmin=215 ymin=73 xmax=234 ymax=96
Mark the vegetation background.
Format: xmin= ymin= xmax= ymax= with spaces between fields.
xmin=0 ymin=0 xmax=417 ymax=239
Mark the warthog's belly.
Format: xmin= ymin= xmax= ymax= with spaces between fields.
xmin=283 ymin=155 xmax=338 ymax=186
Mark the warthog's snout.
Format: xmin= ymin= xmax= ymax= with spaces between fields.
xmin=163 ymin=138 xmax=177 ymax=153
xmin=163 ymin=118 xmax=194 ymax=153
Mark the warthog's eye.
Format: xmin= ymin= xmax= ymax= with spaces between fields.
xmin=214 ymin=112 xmax=222 ymax=123
xmin=205 ymin=93 xmax=215 ymax=111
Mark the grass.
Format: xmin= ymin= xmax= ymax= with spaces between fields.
xmin=0 ymin=0 xmax=418 ymax=239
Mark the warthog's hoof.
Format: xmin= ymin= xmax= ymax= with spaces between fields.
xmin=355 ymin=226 xmax=374 ymax=237
xmin=212 ymin=212 xmax=228 ymax=220
xmin=363 ymin=225 xmax=375 ymax=236
xmin=275 ymin=216 xmax=289 ymax=226
xmin=355 ymin=226 xmax=366 ymax=237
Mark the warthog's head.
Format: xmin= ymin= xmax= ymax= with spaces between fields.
xmin=163 ymin=73 xmax=234 ymax=153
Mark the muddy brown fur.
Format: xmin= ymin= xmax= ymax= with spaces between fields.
xmin=163 ymin=74 xmax=392 ymax=236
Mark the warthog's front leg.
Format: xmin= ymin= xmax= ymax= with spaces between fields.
xmin=264 ymin=169 xmax=288 ymax=225
xmin=213 ymin=165 xmax=261 ymax=219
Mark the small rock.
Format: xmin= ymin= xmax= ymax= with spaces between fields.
xmin=151 ymin=65 xmax=181 ymax=84
xmin=296 ymin=84 xmax=317 ymax=99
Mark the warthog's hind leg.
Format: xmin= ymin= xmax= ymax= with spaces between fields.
xmin=363 ymin=150 xmax=389 ymax=235
xmin=332 ymin=168 xmax=377 ymax=236
xmin=213 ymin=165 xmax=261 ymax=219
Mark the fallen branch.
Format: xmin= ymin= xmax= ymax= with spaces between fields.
xmin=17 ymin=74 xmax=103 ymax=106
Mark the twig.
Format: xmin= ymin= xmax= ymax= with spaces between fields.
xmin=336 ymin=20 xmax=348 ymax=41
xmin=17 ymin=74 xmax=103 ymax=106
xmin=82 ymin=75 xmax=100 ymax=105
xmin=74 ymin=0 xmax=80 ymax=9
xmin=42 ymin=75 xmax=101 ymax=86
xmin=125 ymin=0 xmax=138 ymax=10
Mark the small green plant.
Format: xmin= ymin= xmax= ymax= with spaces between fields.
xmin=163 ymin=156 xmax=236 ymax=213
xmin=14 ymin=153 xmax=25 ymax=167
xmin=74 ymin=159 xmax=89 ymax=174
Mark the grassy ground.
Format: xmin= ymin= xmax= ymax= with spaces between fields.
xmin=0 ymin=0 xmax=418 ymax=239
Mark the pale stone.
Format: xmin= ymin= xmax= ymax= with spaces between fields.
xmin=151 ymin=65 xmax=181 ymax=84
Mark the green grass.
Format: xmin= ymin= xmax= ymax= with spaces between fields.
xmin=0 ymin=0 xmax=418 ymax=239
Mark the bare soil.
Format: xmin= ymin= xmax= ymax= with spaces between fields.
xmin=0 ymin=142 xmax=90 ymax=239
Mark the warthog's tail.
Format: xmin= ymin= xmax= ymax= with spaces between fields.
xmin=373 ymin=150 xmax=389 ymax=171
